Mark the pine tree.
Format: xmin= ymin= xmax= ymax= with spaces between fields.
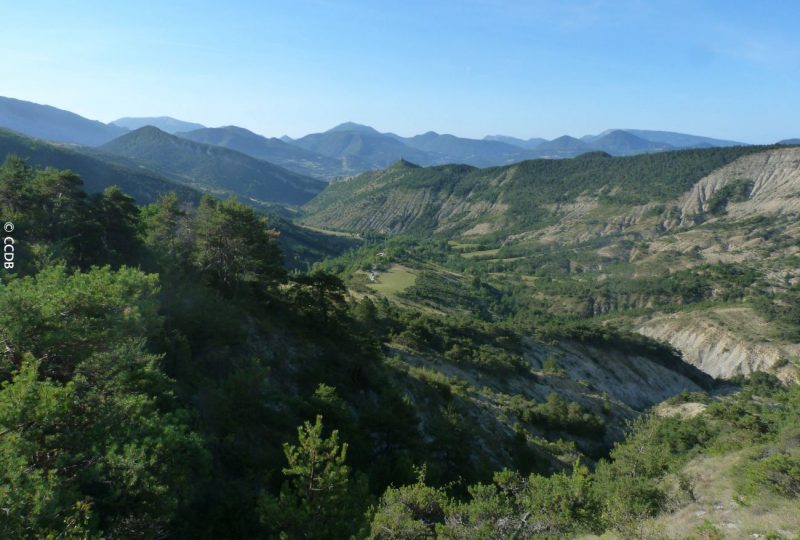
xmin=259 ymin=415 xmax=367 ymax=539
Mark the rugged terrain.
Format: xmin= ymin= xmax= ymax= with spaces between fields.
xmin=303 ymin=146 xmax=800 ymax=381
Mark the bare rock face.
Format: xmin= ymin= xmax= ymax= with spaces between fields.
xmin=636 ymin=308 xmax=800 ymax=381
xmin=532 ymin=340 xmax=707 ymax=409
xmin=309 ymin=147 xmax=800 ymax=382
xmin=679 ymin=147 xmax=800 ymax=225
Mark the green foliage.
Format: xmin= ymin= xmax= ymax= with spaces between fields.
xmin=0 ymin=130 xmax=200 ymax=205
xmin=369 ymin=465 xmax=600 ymax=539
xmin=705 ymin=177 xmax=754 ymax=215
xmin=737 ymin=449 xmax=800 ymax=499
xmin=0 ymin=156 xmax=146 ymax=270
xmin=288 ymin=270 xmax=348 ymax=326
xmin=302 ymin=145 xmax=772 ymax=234
xmin=0 ymin=266 xmax=208 ymax=538
xmin=0 ymin=265 xmax=161 ymax=379
xmin=368 ymin=470 xmax=449 ymax=540
xmin=193 ymin=195 xmax=285 ymax=295
xmin=139 ymin=191 xmax=193 ymax=275
xmin=3 ymin=160 xmax=798 ymax=539
xmin=666 ymin=389 xmax=711 ymax=405
xmin=506 ymin=392 xmax=605 ymax=436
xmin=752 ymin=285 xmax=800 ymax=341
xmin=542 ymin=355 xmax=561 ymax=374
xmin=259 ymin=415 xmax=368 ymax=539
xmin=688 ymin=519 xmax=725 ymax=540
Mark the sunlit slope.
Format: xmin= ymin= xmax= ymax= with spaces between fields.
xmin=303 ymin=146 xmax=800 ymax=380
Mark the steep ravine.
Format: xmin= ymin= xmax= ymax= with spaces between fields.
xmin=389 ymin=335 xmax=709 ymax=470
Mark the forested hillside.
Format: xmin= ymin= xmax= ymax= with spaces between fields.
xmin=99 ymin=126 xmax=325 ymax=205
xmin=2 ymin=157 xmax=794 ymax=538
xmin=0 ymin=128 xmax=199 ymax=204
xmin=302 ymin=146 xmax=800 ymax=382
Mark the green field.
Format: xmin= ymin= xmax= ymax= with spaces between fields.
xmin=365 ymin=264 xmax=417 ymax=295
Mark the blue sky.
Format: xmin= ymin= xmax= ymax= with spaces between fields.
xmin=1 ymin=0 xmax=798 ymax=142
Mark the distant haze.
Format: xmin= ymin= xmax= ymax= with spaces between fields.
xmin=0 ymin=96 xmax=769 ymax=182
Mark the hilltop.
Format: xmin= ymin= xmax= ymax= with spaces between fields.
xmin=0 ymin=128 xmax=198 ymax=203
xmin=289 ymin=124 xmax=433 ymax=171
xmin=111 ymin=116 xmax=205 ymax=133
xmin=99 ymin=126 xmax=325 ymax=205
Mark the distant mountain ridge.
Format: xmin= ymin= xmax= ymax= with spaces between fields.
xmin=618 ymin=129 xmax=743 ymax=148
xmin=0 ymin=128 xmax=198 ymax=203
xmin=0 ymin=96 xmax=127 ymax=146
xmin=99 ymin=126 xmax=324 ymax=205
xmin=0 ymin=96 xmax=754 ymax=178
xmin=483 ymin=134 xmax=546 ymax=149
xmin=281 ymin=124 xmax=748 ymax=170
xmin=394 ymin=131 xmax=533 ymax=167
xmin=177 ymin=126 xmax=350 ymax=180
xmin=530 ymin=135 xmax=592 ymax=157
xmin=588 ymin=130 xmax=672 ymax=155
xmin=111 ymin=116 xmax=205 ymax=134
xmin=290 ymin=126 xmax=433 ymax=171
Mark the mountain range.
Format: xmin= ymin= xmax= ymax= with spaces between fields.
xmin=0 ymin=96 xmax=771 ymax=183
xmin=2 ymin=93 xmax=799 ymax=537
xmin=97 ymin=126 xmax=325 ymax=206
xmin=0 ymin=127 xmax=199 ymax=204
xmin=177 ymin=125 xmax=351 ymax=179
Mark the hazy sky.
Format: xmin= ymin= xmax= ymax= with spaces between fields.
xmin=2 ymin=0 xmax=798 ymax=142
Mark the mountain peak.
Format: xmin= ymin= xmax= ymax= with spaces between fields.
xmin=326 ymin=122 xmax=380 ymax=134
xmin=551 ymin=135 xmax=583 ymax=143
xmin=111 ymin=116 xmax=205 ymax=134
xmin=216 ymin=125 xmax=260 ymax=136
xmin=99 ymin=124 xmax=324 ymax=205
xmin=127 ymin=125 xmax=172 ymax=138
xmin=589 ymin=130 xmax=671 ymax=155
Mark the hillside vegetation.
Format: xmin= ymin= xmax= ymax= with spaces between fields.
xmin=0 ymin=128 xmax=199 ymax=204
xmin=7 ymin=158 xmax=793 ymax=538
xmin=99 ymin=126 xmax=325 ymax=205
xmin=303 ymin=146 xmax=800 ymax=381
